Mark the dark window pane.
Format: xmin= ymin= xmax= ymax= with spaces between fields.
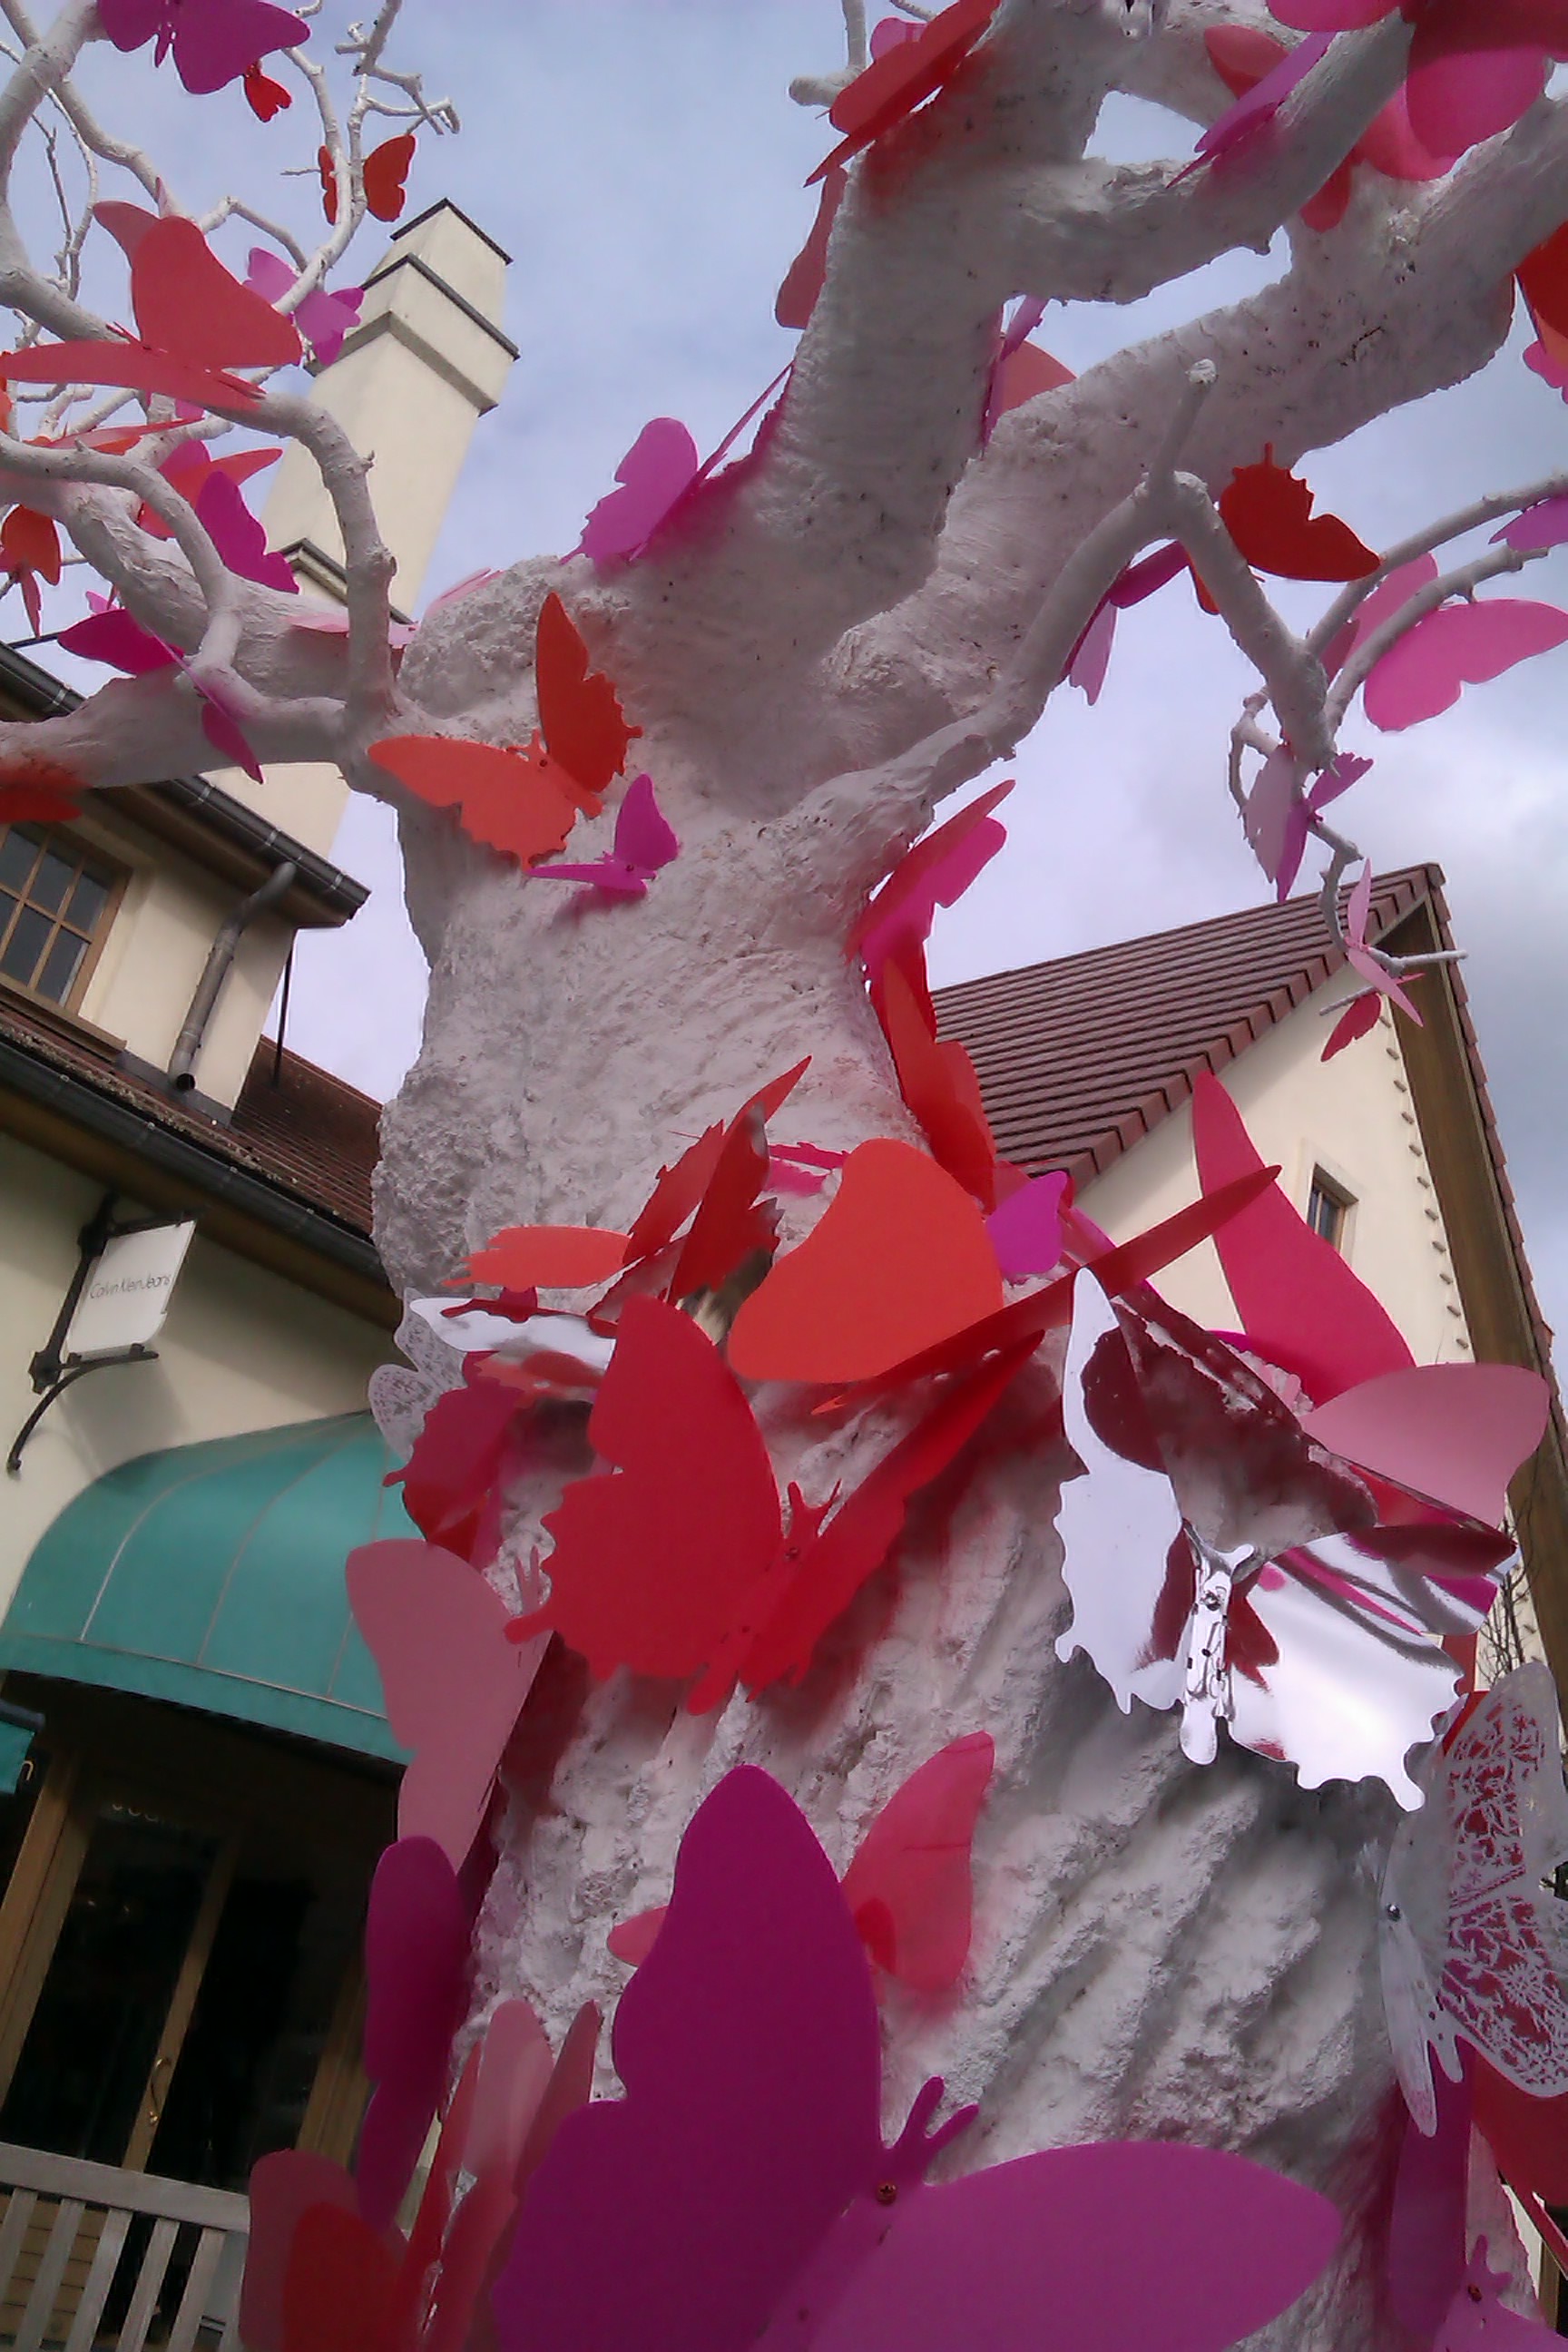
xmin=36 ymin=929 xmax=85 ymax=1003
xmin=0 ymin=1805 xmax=217 ymax=2164
xmin=0 ymin=903 xmax=51 ymax=985
xmin=65 ymin=867 xmax=109 ymax=930
xmin=0 ymin=827 xmax=39 ymax=891
xmin=0 ymin=888 xmax=16 ymax=942
xmin=27 ymin=847 xmax=74 ymax=916
xmin=1307 ymin=1176 xmax=1348 ymax=1250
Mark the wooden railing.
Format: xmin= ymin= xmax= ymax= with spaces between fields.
xmin=0 ymin=2141 xmax=248 ymax=2350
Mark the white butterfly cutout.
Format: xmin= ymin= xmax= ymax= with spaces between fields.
xmin=1380 ymin=1662 xmax=1568 ymax=2132
xmin=1055 ymin=1274 xmax=1510 ymax=1806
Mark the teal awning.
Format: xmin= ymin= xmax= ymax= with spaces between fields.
xmin=0 ymin=1414 xmax=413 ymax=1764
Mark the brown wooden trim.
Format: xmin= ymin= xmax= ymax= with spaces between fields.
xmin=0 ymin=1754 xmax=86 ymax=2108
xmin=1385 ymin=898 xmax=1568 ymax=1699
xmin=298 ymin=1961 xmax=369 ymax=2169
xmin=122 ymin=1836 xmax=240 ymax=2172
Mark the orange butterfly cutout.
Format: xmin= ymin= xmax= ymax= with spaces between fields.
xmin=0 ymin=506 xmax=62 ymax=634
xmin=367 ymin=734 xmax=598 ymax=869
xmin=369 ymin=594 xmax=637 ymax=865
xmin=535 ymin=593 xmax=640 ymax=800
xmin=319 ymin=132 xmax=415 ymax=226
xmin=1518 ymin=220 xmax=1568 ymax=369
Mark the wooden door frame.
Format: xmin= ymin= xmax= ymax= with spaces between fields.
xmin=0 ymin=1679 xmax=395 ymax=2174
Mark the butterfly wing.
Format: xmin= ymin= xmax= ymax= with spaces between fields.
xmin=493 ymin=1768 xmax=887 ymax=2352
xmin=347 ymin=1539 xmax=547 ymax=1869
xmin=131 ymin=217 xmax=301 ymax=368
xmin=614 ymin=772 xmax=680 ymax=873
xmin=1436 ymin=1667 xmax=1568 ymax=2100
xmin=518 ymin=1295 xmax=782 ymax=1683
xmin=1191 ymin=1071 xmax=1413 ymax=1400
xmin=839 ymin=1735 xmax=994 ymax=1992
xmin=0 ymin=337 xmax=262 ymax=408
xmin=534 ymin=592 xmax=639 ymax=799
xmin=357 ymin=1838 xmax=470 ymax=2233
xmin=368 ymin=735 xmax=583 ymax=866
xmin=171 ymin=0 xmax=307 ymax=92
xmin=788 ymin=2141 xmax=1340 ymax=2352
xmin=1364 ymin=600 xmax=1568 ymax=730
xmin=728 ymin=1139 xmax=1004 ymax=1385
xmin=363 ymin=132 xmax=416 ymax=221
xmin=576 ymin=421 xmax=700 ymax=567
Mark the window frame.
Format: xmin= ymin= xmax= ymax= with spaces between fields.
xmin=1306 ymin=1166 xmax=1355 ymax=1252
xmin=0 ymin=822 xmax=127 ymax=1016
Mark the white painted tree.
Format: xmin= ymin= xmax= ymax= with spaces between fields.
xmin=0 ymin=2 xmax=1565 ymax=2342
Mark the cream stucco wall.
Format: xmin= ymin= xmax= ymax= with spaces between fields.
xmin=0 ymin=1131 xmax=391 ymax=1615
xmin=1076 ymin=977 xmax=1473 ymax=1365
xmin=64 ymin=802 xmax=291 ymax=1110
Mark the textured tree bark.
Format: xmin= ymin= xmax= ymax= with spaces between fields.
xmin=348 ymin=25 xmax=1568 ymax=2340
xmin=5 ymin=1 xmax=1563 ymax=2336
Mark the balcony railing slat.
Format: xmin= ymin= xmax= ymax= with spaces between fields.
xmin=61 ymin=2206 xmax=132 ymax=2352
xmin=118 ymin=2213 xmax=181 ymax=2352
xmin=15 ymin=2195 xmax=85 ymax=2352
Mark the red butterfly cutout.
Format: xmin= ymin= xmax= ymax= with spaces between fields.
xmin=243 ymin=59 xmax=291 ymax=117
xmin=510 ymin=1290 xmax=1031 ymax=1710
xmin=365 ymin=132 xmax=416 ymax=222
xmin=809 ymin=0 xmax=1002 ymax=182
xmin=0 ymin=506 xmax=61 ymax=634
xmin=0 ymin=754 xmax=85 ymax=824
xmin=776 ymin=168 xmax=845 ymax=328
xmin=0 ymin=213 xmax=299 ymax=410
xmin=534 ymin=592 xmax=640 ymax=799
xmin=726 ymin=1138 xmax=1004 ymax=1386
xmin=1212 ymin=446 xmax=1379 ymax=590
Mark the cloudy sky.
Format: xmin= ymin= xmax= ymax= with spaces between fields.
xmin=31 ymin=5 xmax=1568 ymax=1339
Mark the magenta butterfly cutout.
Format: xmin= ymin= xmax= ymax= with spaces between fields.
xmin=1241 ymin=747 xmax=1371 ymax=901
xmin=575 ymin=419 xmax=701 ymax=570
xmin=357 ymin=1836 xmax=471 ymax=2233
xmin=493 ymin=1766 xmax=1340 ymax=2351
xmin=985 ymin=1171 xmax=1067 ymax=1281
xmin=97 ymin=0 xmax=309 ymax=93
xmin=57 ymin=595 xmax=265 ymax=779
xmin=1318 ymin=863 xmax=1424 ymax=1058
xmin=530 ymin=773 xmax=680 ymax=897
xmin=1380 ymin=1664 xmax=1568 ymax=2134
xmin=1492 ymin=494 xmax=1568 ymax=553
xmin=1194 ymin=29 xmax=1333 ymax=164
xmin=1268 ymin=0 xmax=1560 ymax=155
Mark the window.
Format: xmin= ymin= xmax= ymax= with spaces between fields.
xmin=0 ymin=824 xmax=117 ymax=1007
xmin=1307 ymin=1170 xmax=1353 ymax=1250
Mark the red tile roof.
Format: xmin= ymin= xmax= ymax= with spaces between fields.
xmin=0 ymin=981 xmax=379 ymax=1240
xmin=933 ymin=867 xmax=1432 ymax=1185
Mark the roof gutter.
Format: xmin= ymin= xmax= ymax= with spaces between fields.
xmin=0 ymin=1032 xmax=385 ymax=1285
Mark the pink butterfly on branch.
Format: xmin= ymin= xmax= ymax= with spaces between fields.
xmin=58 ymin=594 xmax=266 ymax=779
xmin=529 ymin=773 xmax=680 ymax=898
xmin=1320 ymin=863 xmax=1425 ymax=1059
xmin=1362 ymin=596 xmax=1568 ymax=730
xmin=244 ymin=248 xmax=363 ymax=367
xmin=96 ymin=0 xmax=309 ymax=95
xmin=1268 ymin=0 xmax=1568 ymax=155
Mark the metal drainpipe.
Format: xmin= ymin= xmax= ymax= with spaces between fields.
xmin=168 ymin=859 xmax=298 ymax=1093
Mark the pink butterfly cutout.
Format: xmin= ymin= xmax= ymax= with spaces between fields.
xmin=1362 ymin=598 xmax=1568 ymax=730
xmin=1524 ymin=338 xmax=1568 ymax=398
xmin=493 ymin=1766 xmax=1341 ymax=2351
xmin=1193 ymin=29 xmax=1334 ymax=166
xmin=1381 ymin=1664 xmax=1568 ymax=2133
xmin=767 ymin=1141 xmax=848 ymax=1196
xmin=1066 ymin=599 xmax=1116 ymax=701
xmin=530 ymin=773 xmax=680 ymax=897
xmin=1318 ymin=863 xmax=1425 ymax=1059
xmin=96 ymin=0 xmax=308 ymax=93
xmin=575 ymin=419 xmax=701 ymax=570
xmin=347 ymin=1536 xmax=551 ymax=1871
xmin=245 ymin=247 xmax=363 ymax=365
xmin=1491 ymin=494 xmax=1568 ymax=553
xmin=1241 ymin=747 xmax=1371 ymax=900
xmin=357 ymin=1836 xmax=472 ymax=2234
xmin=1269 ymin=0 xmax=1563 ymax=155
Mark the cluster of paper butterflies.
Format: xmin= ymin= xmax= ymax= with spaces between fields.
xmin=288 ymin=755 xmax=1567 ymax=2349
xmin=4 ymin=4 xmax=1565 ymax=2345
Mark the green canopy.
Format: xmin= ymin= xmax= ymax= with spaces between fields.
xmin=0 ymin=1414 xmax=413 ymax=1763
